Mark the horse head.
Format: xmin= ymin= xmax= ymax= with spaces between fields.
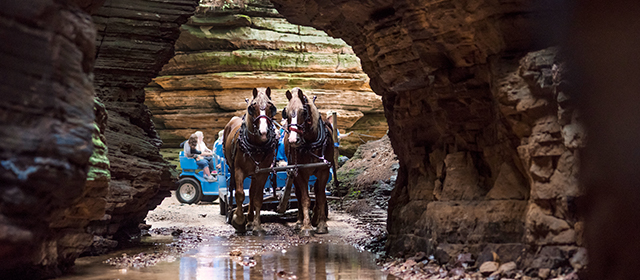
xmin=283 ymin=88 xmax=319 ymax=148
xmin=246 ymin=87 xmax=277 ymax=143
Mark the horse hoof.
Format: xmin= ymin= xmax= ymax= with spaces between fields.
xmin=300 ymin=229 xmax=314 ymax=237
xmin=252 ymin=228 xmax=266 ymax=236
xmin=315 ymin=225 xmax=328 ymax=234
xmin=294 ymin=222 xmax=302 ymax=230
xmin=231 ymin=214 xmax=247 ymax=233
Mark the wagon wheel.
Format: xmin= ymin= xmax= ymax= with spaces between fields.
xmin=176 ymin=178 xmax=202 ymax=204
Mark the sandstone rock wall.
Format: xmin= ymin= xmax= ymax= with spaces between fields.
xmin=0 ymin=1 xmax=100 ymax=278
xmin=144 ymin=0 xmax=387 ymax=156
xmin=270 ymin=0 xmax=583 ymax=268
xmin=0 ymin=0 xmax=198 ymax=278
xmin=87 ymin=0 xmax=198 ymax=248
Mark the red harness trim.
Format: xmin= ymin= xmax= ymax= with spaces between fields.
xmin=288 ymin=125 xmax=304 ymax=134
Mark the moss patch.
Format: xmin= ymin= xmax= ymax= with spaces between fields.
xmin=87 ymin=123 xmax=110 ymax=181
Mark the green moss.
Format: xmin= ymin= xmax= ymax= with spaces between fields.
xmin=87 ymin=123 xmax=111 ymax=181
xmin=160 ymin=148 xmax=183 ymax=172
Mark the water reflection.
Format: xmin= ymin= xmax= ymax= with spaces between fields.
xmin=181 ymin=237 xmax=394 ymax=279
xmin=59 ymin=236 xmax=396 ymax=280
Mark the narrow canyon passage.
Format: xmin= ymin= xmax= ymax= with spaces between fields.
xmin=2 ymin=0 xmax=639 ymax=279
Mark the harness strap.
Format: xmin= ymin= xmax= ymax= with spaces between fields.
xmin=238 ymin=122 xmax=278 ymax=172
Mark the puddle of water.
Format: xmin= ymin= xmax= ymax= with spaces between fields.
xmin=59 ymin=236 xmax=396 ymax=280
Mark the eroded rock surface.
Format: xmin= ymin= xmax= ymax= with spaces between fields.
xmin=144 ymin=0 xmax=387 ymax=155
xmin=270 ymin=0 xmax=583 ymax=269
xmin=0 ymin=1 xmax=100 ymax=278
xmin=87 ymin=0 xmax=198 ymax=252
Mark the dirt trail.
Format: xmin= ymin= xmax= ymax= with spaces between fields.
xmin=145 ymin=191 xmax=379 ymax=249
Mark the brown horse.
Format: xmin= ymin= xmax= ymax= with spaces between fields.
xmin=282 ymin=88 xmax=335 ymax=235
xmin=223 ymin=87 xmax=278 ymax=234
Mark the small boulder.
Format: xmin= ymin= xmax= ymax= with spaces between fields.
xmin=491 ymin=261 xmax=517 ymax=277
xmin=538 ymin=268 xmax=551 ymax=279
xmin=479 ymin=261 xmax=500 ymax=276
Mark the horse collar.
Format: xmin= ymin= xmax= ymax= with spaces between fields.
xmin=238 ymin=122 xmax=277 ymax=161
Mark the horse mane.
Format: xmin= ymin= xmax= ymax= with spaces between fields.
xmin=289 ymin=88 xmax=320 ymax=133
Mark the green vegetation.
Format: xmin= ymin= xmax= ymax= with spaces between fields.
xmin=87 ymin=123 xmax=110 ymax=181
xmin=160 ymin=148 xmax=183 ymax=172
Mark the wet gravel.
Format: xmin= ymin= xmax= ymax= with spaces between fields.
xmin=104 ymin=192 xmax=385 ymax=271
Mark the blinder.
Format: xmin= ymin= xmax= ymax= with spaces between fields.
xmin=270 ymin=103 xmax=277 ymax=117
xmin=282 ymin=107 xmax=288 ymax=119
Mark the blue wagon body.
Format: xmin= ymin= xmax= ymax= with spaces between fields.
xmin=176 ymin=151 xmax=331 ymax=218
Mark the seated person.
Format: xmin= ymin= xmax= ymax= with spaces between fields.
xmin=184 ymin=133 xmax=216 ymax=182
xmin=213 ymin=130 xmax=225 ymax=169
xmin=276 ymin=119 xmax=287 ymax=167
xmin=195 ymin=131 xmax=217 ymax=176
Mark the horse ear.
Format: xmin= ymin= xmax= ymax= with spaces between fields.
xmin=297 ymin=89 xmax=305 ymax=102
xmin=266 ymin=87 xmax=271 ymax=99
xmin=313 ymin=95 xmax=317 ymax=104
xmin=252 ymin=88 xmax=258 ymax=99
xmin=245 ymin=98 xmax=249 ymax=104
xmin=286 ymin=90 xmax=292 ymax=100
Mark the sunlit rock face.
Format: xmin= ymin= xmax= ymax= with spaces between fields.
xmin=270 ymin=0 xmax=583 ymax=267
xmin=144 ymin=0 xmax=387 ymax=156
xmin=86 ymin=0 xmax=198 ymax=251
xmin=0 ymin=0 xmax=101 ymax=278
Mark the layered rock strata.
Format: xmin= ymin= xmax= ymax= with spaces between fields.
xmin=87 ymin=0 xmax=198 ymax=249
xmin=144 ymin=0 xmax=386 ymax=156
xmin=1 ymin=0 xmax=198 ymax=278
xmin=0 ymin=0 xmax=100 ymax=278
xmin=270 ymin=0 xmax=583 ymax=268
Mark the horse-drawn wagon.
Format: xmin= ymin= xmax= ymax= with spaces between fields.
xmin=176 ymin=152 xmax=332 ymax=223
xmin=178 ymin=87 xmax=338 ymax=235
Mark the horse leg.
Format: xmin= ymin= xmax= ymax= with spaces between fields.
xmin=312 ymin=170 xmax=330 ymax=234
xmin=247 ymin=193 xmax=254 ymax=231
xmin=231 ymin=170 xmax=247 ymax=233
xmin=250 ymin=174 xmax=268 ymax=235
xmin=293 ymin=178 xmax=303 ymax=230
xmin=295 ymin=175 xmax=313 ymax=236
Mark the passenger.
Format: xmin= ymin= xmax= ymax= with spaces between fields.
xmin=213 ymin=130 xmax=225 ymax=169
xmin=195 ymin=131 xmax=217 ymax=176
xmin=276 ymin=119 xmax=287 ymax=167
xmin=184 ymin=133 xmax=216 ymax=182
xmin=326 ymin=111 xmax=350 ymax=148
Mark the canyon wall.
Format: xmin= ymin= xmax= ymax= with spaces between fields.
xmin=0 ymin=0 xmax=197 ymax=278
xmin=144 ymin=0 xmax=387 ymax=156
xmin=87 ymin=0 xmax=198 ymax=251
xmin=270 ymin=0 xmax=584 ymax=269
xmin=0 ymin=0 xmax=101 ymax=277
